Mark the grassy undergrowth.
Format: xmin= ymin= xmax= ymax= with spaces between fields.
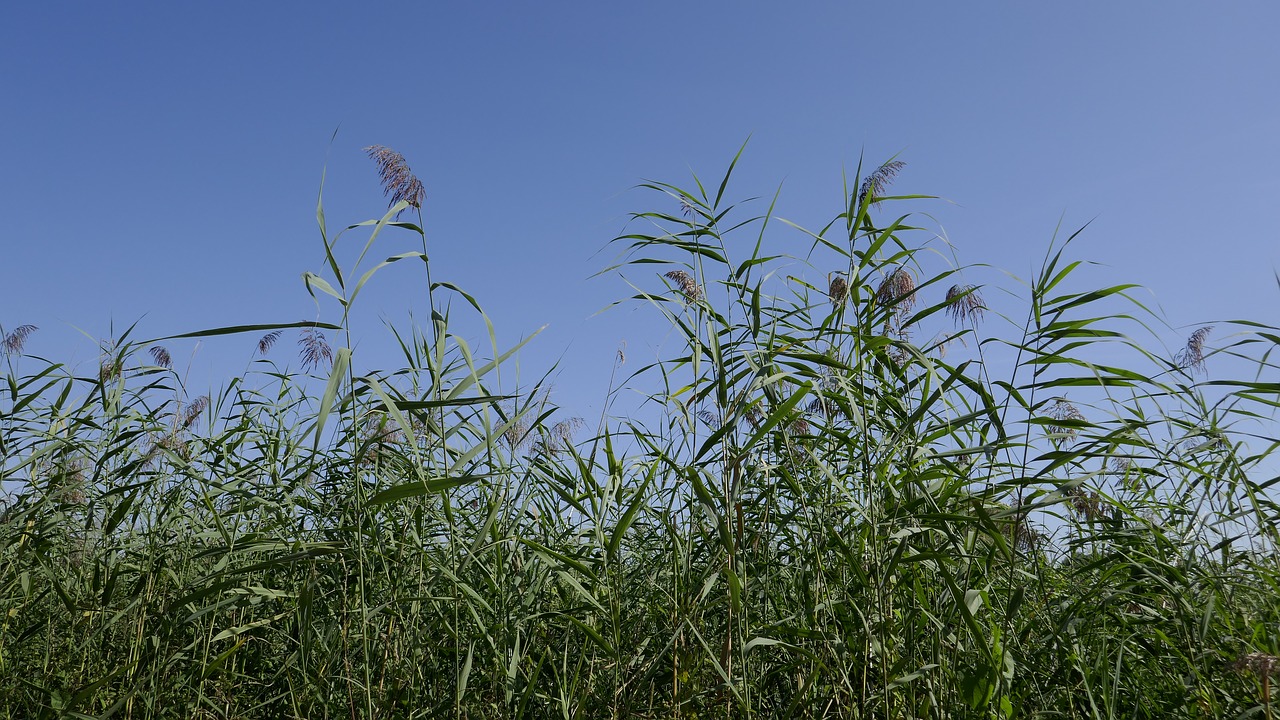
xmin=3 ymin=148 xmax=1280 ymax=719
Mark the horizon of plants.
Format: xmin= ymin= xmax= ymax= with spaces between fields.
xmin=2 ymin=144 xmax=1279 ymax=719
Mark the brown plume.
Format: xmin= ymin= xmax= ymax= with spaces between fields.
xmin=365 ymin=145 xmax=425 ymax=217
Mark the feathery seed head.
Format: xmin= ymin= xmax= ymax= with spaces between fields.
xmin=553 ymin=417 xmax=585 ymax=446
xmin=534 ymin=416 xmax=586 ymax=455
xmin=1006 ymin=504 xmax=1043 ymax=553
xmin=356 ymin=415 xmax=408 ymax=467
xmin=52 ymin=460 xmax=87 ymax=506
xmin=257 ymin=330 xmax=283 ymax=356
xmin=98 ymin=341 xmax=122 ymax=384
xmin=858 ymin=160 xmax=907 ymax=205
xmin=2 ymin=325 xmax=37 ymax=355
xmin=365 ymin=145 xmax=425 ymax=217
xmin=935 ymin=335 xmax=949 ymax=359
xmin=877 ymin=266 xmax=917 ymax=317
xmin=888 ymin=343 xmax=912 ymax=368
xmin=503 ymin=413 xmax=530 ymax=451
xmin=806 ymin=396 xmax=840 ymax=418
xmin=298 ymin=328 xmax=333 ymax=372
xmin=933 ymin=331 xmax=966 ymax=359
xmin=945 ymin=284 xmax=986 ymax=325
xmin=99 ymin=361 xmax=120 ymax=383
xmin=1233 ymin=652 xmax=1280 ymax=677
xmin=149 ymin=346 xmax=172 ymax=369
xmin=1068 ymin=488 xmax=1105 ymax=522
xmin=1048 ymin=397 xmax=1087 ymax=443
xmin=828 ymin=273 xmax=848 ymax=307
xmin=789 ymin=416 xmax=810 ymax=436
xmin=664 ymin=270 xmax=701 ymax=302
xmin=178 ymin=395 xmax=209 ymax=431
xmin=1176 ymin=326 xmax=1212 ymax=373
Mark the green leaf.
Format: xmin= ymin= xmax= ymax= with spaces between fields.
xmin=368 ymin=475 xmax=488 ymax=506
xmin=148 ymin=320 xmax=340 ymax=344
xmin=312 ymin=346 xmax=351 ymax=449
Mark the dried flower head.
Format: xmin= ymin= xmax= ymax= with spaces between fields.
xmin=502 ymin=409 xmax=531 ymax=451
xmin=1048 ymin=398 xmax=1087 ymax=443
xmin=665 ymin=270 xmax=701 ymax=302
xmin=145 ymin=396 xmax=208 ymax=465
xmin=696 ymin=409 xmax=721 ymax=429
xmin=932 ymin=332 xmax=966 ymax=359
xmin=552 ymin=417 xmax=585 ymax=447
xmin=744 ymin=404 xmax=764 ymax=428
xmin=945 ymin=284 xmax=986 ymax=325
xmin=1175 ymin=326 xmax=1212 ymax=373
xmin=789 ymin=417 xmax=810 ymax=436
xmin=534 ymin=416 xmax=586 ymax=455
xmin=858 ymin=160 xmax=907 ymax=205
xmin=257 ymin=330 xmax=283 ymax=356
xmin=356 ymin=415 xmax=408 ymax=467
xmin=679 ymin=197 xmax=697 ymax=218
xmin=877 ymin=266 xmax=917 ymax=317
xmin=616 ymin=341 xmax=626 ymax=367
xmin=99 ymin=352 xmax=122 ymax=384
xmin=806 ymin=396 xmax=838 ymax=417
xmin=365 ymin=145 xmax=426 ymax=216
xmin=828 ymin=273 xmax=848 ymax=308
xmin=888 ymin=343 xmax=912 ymax=368
xmin=2 ymin=325 xmax=37 ymax=355
xmin=1068 ymin=487 xmax=1106 ymax=522
xmin=49 ymin=460 xmax=87 ymax=506
xmin=360 ymin=415 xmax=399 ymax=443
xmin=298 ymin=328 xmax=333 ymax=372
xmin=148 ymin=346 xmax=172 ymax=369
xmin=178 ymin=395 xmax=209 ymax=431
xmin=1232 ymin=652 xmax=1280 ymax=677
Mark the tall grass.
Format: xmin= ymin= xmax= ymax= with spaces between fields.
xmin=2 ymin=147 xmax=1279 ymax=718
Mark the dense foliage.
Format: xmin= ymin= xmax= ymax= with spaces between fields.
xmin=3 ymin=150 xmax=1279 ymax=718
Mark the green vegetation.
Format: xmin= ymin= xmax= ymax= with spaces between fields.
xmin=3 ymin=147 xmax=1279 ymax=718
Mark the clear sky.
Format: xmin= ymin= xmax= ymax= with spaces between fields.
xmin=3 ymin=3 xmax=1279 ymax=420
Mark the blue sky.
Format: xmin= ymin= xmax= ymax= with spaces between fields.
xmin=3 ymin=3 xmax=1278 ymax=420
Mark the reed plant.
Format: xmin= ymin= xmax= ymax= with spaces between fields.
xmin=2 ymin=146 xmax=1279 ymax=718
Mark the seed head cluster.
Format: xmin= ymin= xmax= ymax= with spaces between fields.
xmin=299 ymin=328 xmax=334 ymax=372
xmin=1232 ymin=652 xmax=1280 ymax=677
xmin=2 ymin=325 xmax=37 ymax=355
xmin=257 ymin=330 xmax=283 ymax=356
xmin=503 ymin=410 xmax=530 ymax=451
xmin=149 ymin=345 xmax=172 ymax=369
xmin=945 ymin=284 xmax=986 ymax=325
xmin=1176 ymin=326 xmax=1212 ymax=373
xmin=858 ymin=160 xmax=906 ymax=205
xmin=1048 ymin=398 xmax=1087 ymax=443
xmin=177 ymin=395 xmax=209 ymax=431
xmin=877 ymin=266 xmax=917 ymax=314
xmin=828 ymin=273 xmax=848 ymax=307
xmin=98 ymin=342 xmax=122 ymax=383
xmin=365 ymin=145 xmax=426 ymax=216
xmin=665 ymin=270 xmax=701 ymax=302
